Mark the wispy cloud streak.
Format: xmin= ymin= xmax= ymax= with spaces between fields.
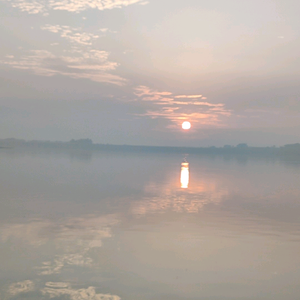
xmin=4 ymin=0 xmax=146 ymax=14
xmin=1 ymin=49 xmax=124 ymax=85
xmin=1 ymin=23 xmax=125 ymax=85
xmin=134 ymin=85 xmax=231 ymax=128
xmin=42 ymin=25 xmax=100 ymax=45
xmin=175 ymin=95 xmax=202 ymax=99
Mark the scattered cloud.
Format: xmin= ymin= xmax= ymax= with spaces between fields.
xmin=133 ymin=86 xmax=231 ymax=128
xmin=7 ymin=0 xmax=47 ymax=14
xmin=37 ymin=253 xmax=94 ymax=275
xmin=175 ymin=95 xmax=202 ymax=99
xmin=4 ymin=0 xmax=147 ymax=14
xmin=50 ymin=0 xmax=144 ymax=12
xmin=42 ymin=25 xmax=100 ymax=45
xmin=1 ymin=22 xmax=125 ymax=85
xmin=134 ymin=85 xmax=173 ymax=98
xmin=0 ymin=49 xmax=124 ymax=85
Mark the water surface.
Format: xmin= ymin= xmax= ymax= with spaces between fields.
xmin=1 ymin=149 xmax=300 ymax=300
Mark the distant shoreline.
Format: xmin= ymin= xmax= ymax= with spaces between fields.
xmin=1 ymin=138 xmax=300 ymax=157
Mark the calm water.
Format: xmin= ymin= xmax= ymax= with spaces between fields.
xmin=1 ymin=149 xmax=300 ymax=300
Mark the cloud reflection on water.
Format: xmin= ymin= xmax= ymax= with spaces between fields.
xmin=7 ymin=280 xmax=35 ymax=296
xmin=6 ymin=280 xmax=121 ymax=300
xmin=2 ymin=214 xmax=121 ymax=299
xmin=41 ymin=282 xmax=120 ymax=300
xmin=1 ymin=214 xmax=119 ymax=276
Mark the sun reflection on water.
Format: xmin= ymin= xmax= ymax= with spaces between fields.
xmin=180 ymin=162 xmax=189 ymax=189
xmin=132 ymin=159 xmax=228 ymax=215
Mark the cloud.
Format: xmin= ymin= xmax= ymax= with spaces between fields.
xmin=5 ymin=0 xmax=147 ymax=14
xmin=134 ymin=85 xmax=173 ymax=98
xmin=133 ymin=86 xmax=231 ymax=128
xmin=8 ymin=0 xmax=47 ymax=14
xmin=175 ymin=95 xmax=202 ymax=99
xmin=49 ymin=0 xmax=143 ymax=12
xmin=37 ymin=253 xmax=94 ymax=275
xmin=1 ymin=21 xmax=125 ymax=85
xmin=0 ymin=49 xmax=124 ymax=85
xmin=42 ymin=25 xmax=100 ymax=45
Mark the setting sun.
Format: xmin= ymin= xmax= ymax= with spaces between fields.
xmin=182 ymin=121 xmax=191 ymax=130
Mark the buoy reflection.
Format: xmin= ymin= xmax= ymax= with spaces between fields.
xmin=180 ymin=162 xmax=189 ymax=189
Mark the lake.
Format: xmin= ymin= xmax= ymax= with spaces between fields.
xmin=1 ymin=149 xmax=300 ymax=300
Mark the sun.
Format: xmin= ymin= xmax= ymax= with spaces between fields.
xmin=182 ymin=121 xmax=191 ymax=130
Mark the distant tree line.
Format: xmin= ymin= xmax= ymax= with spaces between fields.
xmin=0 ymin=138 xmax=93 ymax=149
xmin=1 ymin=138 xmax=300 ymax=156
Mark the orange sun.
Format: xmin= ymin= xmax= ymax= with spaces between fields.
xmin=182 ymin=121 xmax=191 ymax=130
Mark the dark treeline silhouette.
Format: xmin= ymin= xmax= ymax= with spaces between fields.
xmin=1 ymin=138 xmax=300 ymax=157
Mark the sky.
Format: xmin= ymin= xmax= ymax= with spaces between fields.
xmin=1 ymin=0 xmax=300 ymax=147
